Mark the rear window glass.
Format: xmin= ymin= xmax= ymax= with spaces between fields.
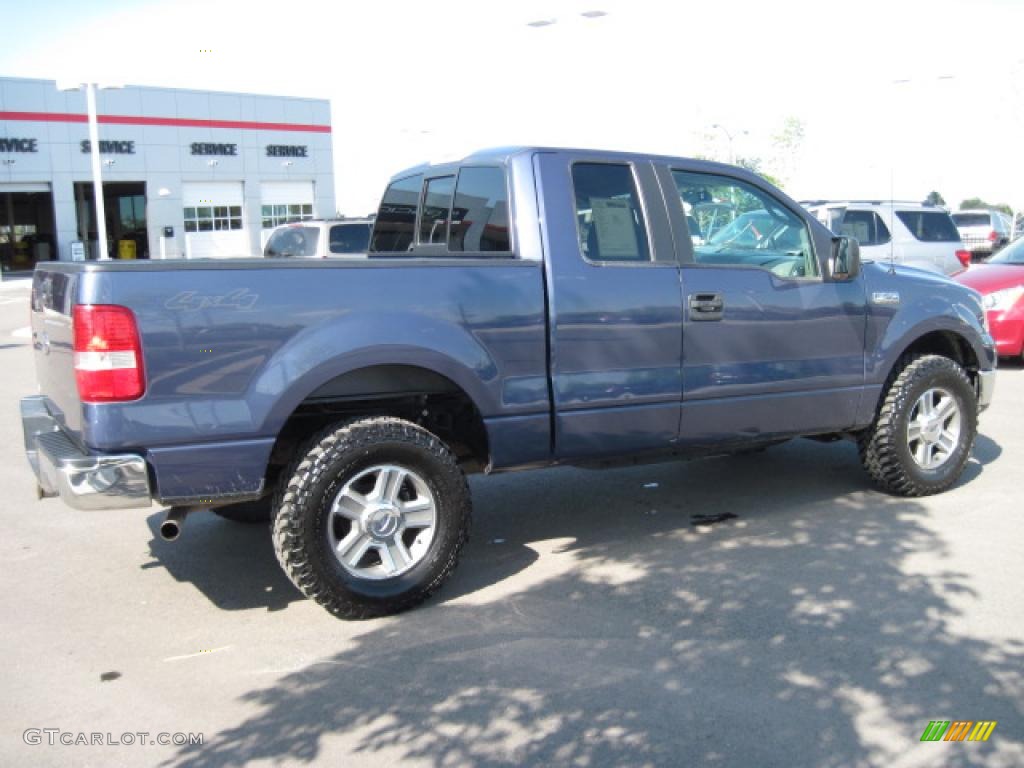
xmin=951 ymin=212 xmax=990 ymax=228
xmin=572 ymin=163 xmax=650 ymax=262
xmin=370 ymin=174 xmax=423 ymax=252
xmin=840 ymin=210 xmax=891 ymax=246
xmin=896 ymin=211 xmax=960 ymax=242
xmin=449 ymin=167 xmax=511 ymax=252
xmin=329 ymin=223 xmax=371 ymax=254
xmin=264 ymin=226 xmax=320 ymax=257
xmin=418 ymin=176 xmax=456 ymax=245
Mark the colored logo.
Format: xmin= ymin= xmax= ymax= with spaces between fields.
xmin=920 ymin=721 xmax=997 ymax=742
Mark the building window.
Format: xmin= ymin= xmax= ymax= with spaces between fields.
xmin=184 ymin=206 xmax=243 ymax=232
xmin=261 ymin=203 xmax=313 ymax=229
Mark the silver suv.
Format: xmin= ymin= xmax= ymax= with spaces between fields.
xmin=263 ymin=219 xmax=373 ymax=258
xmin=951 ymin=210 xmax=1012 ymax=261
xmin=802 ymin=201 xmax=968 ymax=275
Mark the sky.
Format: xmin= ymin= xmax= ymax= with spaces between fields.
xmin=1 ymin=0 xmax=1022 ymax=216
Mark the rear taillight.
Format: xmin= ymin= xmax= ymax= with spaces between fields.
xmin=956 ymin=249 xmax=972 ymax=268
xmin=988 ymin=230 xmax=999 ymax=242
xmin=73 ymin=305 xmax=145 ymax=402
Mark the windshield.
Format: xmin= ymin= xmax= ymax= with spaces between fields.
xmin=264 ymin=226 xmax=320 ymax=257
xmin=989 ymin=238 xmax=1024 ymax=264
xmin=952 ymin=212 xmax=990 ymax=228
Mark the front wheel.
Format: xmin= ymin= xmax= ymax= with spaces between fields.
xmin=272 ymin=416 xmax=471 ymax=619
xmin=858 ymin=354 xmax=978 ymax=496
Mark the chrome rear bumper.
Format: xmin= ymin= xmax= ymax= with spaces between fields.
xmin=21 ymin=396 xmax=152 ymax=511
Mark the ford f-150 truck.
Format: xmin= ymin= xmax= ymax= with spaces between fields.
xmin=21 ymin=147 xmax=997 ymax=619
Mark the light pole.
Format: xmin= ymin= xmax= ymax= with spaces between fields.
xmin=58 ymin=81 xmax=122 ymax=260
xmin=889 ymin=75 xmax=956 ymax=206
xmin=711 ymin=123 xmax=747 ymax=165
xmin=526 ymin=10 xmax=608 ymax=27
xmin=84 ymin=83 xmax=109 ymax=260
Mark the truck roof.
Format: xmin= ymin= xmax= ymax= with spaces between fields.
xmin=388 ymin=146 xmax=753 ymax=183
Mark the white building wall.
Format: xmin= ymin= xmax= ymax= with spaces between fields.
xmin=0 ymin=76 xmax=336 ymax=262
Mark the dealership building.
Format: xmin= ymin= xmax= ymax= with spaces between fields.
xmin=0 ymin=76 xmax=335 ymax=269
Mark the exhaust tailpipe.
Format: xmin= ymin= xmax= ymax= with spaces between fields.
xmin=160 ymin=507 xmax=190 ymax=542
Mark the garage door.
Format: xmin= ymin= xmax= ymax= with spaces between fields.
xmin=260 ymin=181 xmax=314 ymax=247
xmin=0 ymin=182 xmax=51 ymax=193
xmin=183 ymin=182 xmax=249 ymax=258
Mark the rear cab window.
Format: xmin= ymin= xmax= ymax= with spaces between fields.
xmin=370 ymin=174 xmax=423 ymax=252
xmin=896 ymin=211 xmax=960 ymax=242
xmin=449 ymin=167 xmax=510 ymax=252
xmin=371 ymin=166 xmax=513 ymax=256
xmin=418 ymin=176 xmax=456 ymax=245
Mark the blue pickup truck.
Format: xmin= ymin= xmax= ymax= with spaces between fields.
xmin=22 ymin=147 xmax=996 ymax=618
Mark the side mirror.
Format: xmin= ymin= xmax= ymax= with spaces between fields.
xmin=830 ymin=236 xmax=860 ymax=280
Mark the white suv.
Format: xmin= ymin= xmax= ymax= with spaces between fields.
xmin=803 ymin=201 xmax=969 ymax=276
xmin=951 ymin=209 xmax=1012 ymax=261
xmin=263 ymin=219 xmax=373 ymax=259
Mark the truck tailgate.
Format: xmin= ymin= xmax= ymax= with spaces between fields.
xmin=30 ymin=269 xmax=83 ymax=442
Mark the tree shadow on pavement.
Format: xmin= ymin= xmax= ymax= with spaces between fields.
xmin=164 ymin=439 xmax=1023 ymax=767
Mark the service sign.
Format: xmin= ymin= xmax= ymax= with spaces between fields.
xmin=80 ymin=140 xmax=136 ymax=154
xmin=0 ymin=138 xmax=38 ymax=153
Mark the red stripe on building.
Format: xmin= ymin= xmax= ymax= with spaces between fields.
xmin=0 ymin=111 xmax=331 ymax=133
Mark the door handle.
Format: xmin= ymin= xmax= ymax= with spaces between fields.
xmin=688 ymin=292 xmax=724 ymax=320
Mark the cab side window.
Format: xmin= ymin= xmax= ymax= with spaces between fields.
xmin=672 ymin=170 xmax=818 ymax=278
xmin=572 ymin=163 xmax=651 ymax=263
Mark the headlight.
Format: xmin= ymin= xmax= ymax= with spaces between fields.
xmin=982 ymin=285 xmax=1024 ymax=312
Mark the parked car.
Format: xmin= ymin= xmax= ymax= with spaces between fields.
xmin=263 ymin=219 xmax=373 ymax=258
xmin=803 ymin=201 xmax=969 ymax=275
xmin=22 ymin=148 xmax=995 ymax=619
xmin=951 ymin=210 xmax=1012 ymax=261
xmin=954 ymin=236 xmax=1024 ymax=359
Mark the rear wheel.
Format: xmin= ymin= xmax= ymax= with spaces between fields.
xmin=272 ymin=416 xmax=471 ymax=619
xmin=859 ymin=354 xmax=977 ymax=496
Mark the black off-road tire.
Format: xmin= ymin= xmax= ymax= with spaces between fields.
xmin=213 ymin=498 xmax=273 ymax=524
xmin=858 ymin=354 xmax=977 ymax=496
xmin=272 ymin=417 xmax=471 ymax=619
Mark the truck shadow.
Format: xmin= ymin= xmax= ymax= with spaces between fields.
xmin=143 ymin=512 xmax=300 ymax=612
xmin=160 ymin=435 xmax=1023 ymax=767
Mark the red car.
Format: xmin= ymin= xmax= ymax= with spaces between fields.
xmin=954 ymin=237 xmax=1024 ymax=359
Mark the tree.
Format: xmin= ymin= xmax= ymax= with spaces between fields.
xmin=768 ymin=117 xmax=805 ymax=187
xmin=736 ymin=156 xmax=781 ymax=188
xmin=959 ymin=197 xmax=1012 ymax=216
xmin=924 ymin=191 xmax=946 ymax=206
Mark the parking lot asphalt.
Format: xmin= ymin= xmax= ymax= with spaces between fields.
xmin=0 ymin=277 xmax=1021 ymax=768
